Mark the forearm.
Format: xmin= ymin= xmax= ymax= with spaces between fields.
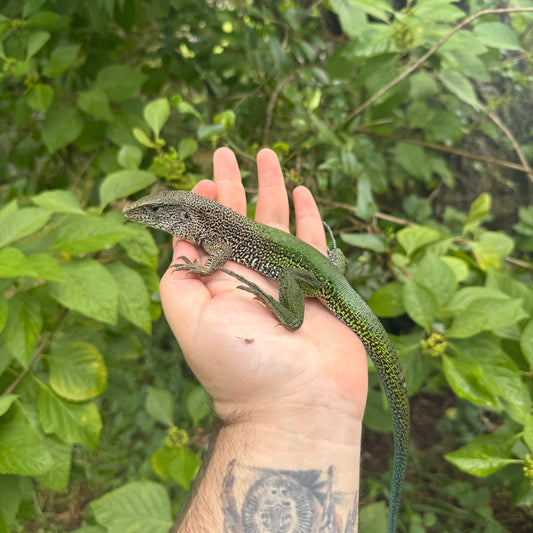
xmin=172 ymin=410 xmax=363 ymax=533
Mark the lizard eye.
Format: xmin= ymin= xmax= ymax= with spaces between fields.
xmin=150 ymin=205 xmax=161 ymax=214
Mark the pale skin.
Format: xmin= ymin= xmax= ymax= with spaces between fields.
xmin=159 ymin=147 xmax=368 ymax=532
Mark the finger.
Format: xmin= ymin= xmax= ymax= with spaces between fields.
xmin=213 ymin=147 xmax=246 ymax=215
xmin=255 ymin=148 xmax=290 ymax=231
xmin=192 ymin=179 xmax=216 ymax=200
xmin=293 ymin=186 xmax=328 ymax=256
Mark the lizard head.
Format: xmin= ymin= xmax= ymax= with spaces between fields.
xmin=122 ymin=190 xmax=207 ymax=243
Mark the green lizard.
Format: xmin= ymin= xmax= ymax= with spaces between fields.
xmin=123 ymin=189 xmax=409 ymax=533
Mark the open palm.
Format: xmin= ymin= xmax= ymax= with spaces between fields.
xmin=159 ymin=148 xmax=368 ymax=425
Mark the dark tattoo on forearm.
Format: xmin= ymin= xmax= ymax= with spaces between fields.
xmin=221 ymin=460 xmax=358 ymax=533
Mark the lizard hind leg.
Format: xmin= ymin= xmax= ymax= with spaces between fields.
xmin=219 ymin=267 xmax=322 ymax=331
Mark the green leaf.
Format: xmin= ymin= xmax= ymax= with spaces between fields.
xmin=1 ymin=291 xmax=42 ymax=366
xmin=474 ymin=22 xmax=522 ymax=51
xmin=42 ymin=43 xmax=80 ymax=77
xmin=91 ymin=481 xmax=173 ymax=533
xmin=51 ymin=214 xmax=136 ymax=254
xmin=120 ymin=225 xmax=159 ymax=269
xmin=0 ymin=475 xmax=26 ymax=532
xmin=0 ymin=248 xmax=64 ymax=281
xmin=340 ymin=232 xmax=386 ymax=253
xmin=0 ymin=395 xmax=18 ymax=417
xmin=524 ymin=416 xmax=533 ymax=453
xmin=356 ymin=175 xmax=377 ymax=220
xmin=178 ymin=138 xmax=198 ymax=160
xmin=185 ymin=385 xmax=210 ymax=427
xmin=0 ymin=296 xmax=7 ymax=334
xmin=439 ymin=68 xmax=478 ymax=107
xmin=26 ymin=30 xmax=50 ymax=59
xmin=171 ymin=96 xmax=203 ymax=121
xmin=359 ymin=501 xmax=388 ymax=533
xmin=446 ymin=288 xmax=527 ymax=339
xmin=464 ymin=193 xmax=491 ymax=234
xmin=0 ymin=207 xmax=51 ymax=248
xmin=32 ymin=190 xmax=83 ymax=214
xmin=144 ymin=98 xmax=170 ymax=138
xmin=440 ymin=256 xmax=469 ymax=282
xmin=414 ymin=253 xmax=457 ymax=308
xmin=520 ymin=319 xmax=533 ymax=367
xmin=145 ymin=386 xmax=174 ymax=427
xmin=197 ymin=123 xmax=226 ymax=141
xmin=100 ymin=169 xmax=157 ymax=207
xmin=26 ymin=83 xmax=54 ymax=112
xmin=78 ymin=89 xmax=113 ymax=121
xmin=48 ymin=259 xmax=119 ymax=325
xmin=38 ymin=386 xmax=102 ymax=449
xmin=396 ymin=226 xmax=443 ymax=256
xmin=445 ymin=433 xmax=517 ymax=477
xmin=368 ymin=282 xmax=405 ymax=318
xmin=152 ymin=445 xmax=201 ymax=490
xmin=413 ymin=0 xmax=464 ymax=22
xmin=471 ymin=232 xmax=514 ymax=272
xmin=445 ymin=335 xmax=531 ymax=422
xmin=117 ymin=145 xmax=143 ymax=170
xmin=0 ymin=407 xmax=52 ymax=475
xmin=35 ymin=436 xmax=71 ymax=491
xmin=403 ymin=278 xmax=437 ymax=331
xmin=94 ymin=65 xmax=147 ymax=102
xmin=394 ymin=143 xmax=432 ymax=182
xmin=106 ymin=263 xmax=152 ymax=333
xmin=47 ymin=341 xmax=107 ymax=401
xmin=42 ymin=107 xmax=84 ymax=152
xmin=329 ymin=0 xmax=368 ymax=36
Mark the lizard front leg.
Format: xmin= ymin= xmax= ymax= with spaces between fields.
xmin=219 ymin=267 xmax=323 ymax=331
xmin=172 ymin=241 xmax=233 ymax=276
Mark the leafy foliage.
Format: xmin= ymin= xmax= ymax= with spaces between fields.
xmin=0 ymin=0 xmax=532 ymax=531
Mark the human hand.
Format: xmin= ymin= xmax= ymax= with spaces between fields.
xmin=159 ymin=148 xmax=368 ymax=434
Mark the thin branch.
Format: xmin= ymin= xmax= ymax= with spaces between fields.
xmin=344 ymin=7 xmax=533 ymax=123
xmin=262 ymin=74 xmax=295 ymax=146
xmin=366 ymin=134 xmax=531 ymax=174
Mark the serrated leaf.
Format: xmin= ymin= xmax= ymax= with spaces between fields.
xmin=94 ymin=65 xmax=147 ymax=102
xmin=403 ymin=278 xmax=437 ymax=331
xmin=78 ymin=88 xmax=113 ymax=121
xmin=90 ymin=481 xmax=172 ymax=533
xmin=100 ymin=169 xmax=157 ymax=207
xmin=106 ymin=263 xmax=152 ymax=333
xmin=439 ymin=68 xmax=478 ymax=107
xmin=0 ymin=291 xmax=42 ymax=366
xmin=474 ymin=22 xmax=521 ymax=51
xmin=0 ymin=207 xmax=52 ymax=248
xmin=368 ymin=282 xmax=405 ymax=318
xmin=186 ymin=385 xmax=210 ymax=427
xmin=32 ymin=190 xmax=84 ymax=214
xmin=144 ymin=98 xmax=170 ymax=138
xmin=145 ymin=386 xmax=174 ymax=427
xmin=38 ymin=387 xmax=102 ymax=450
xmin=0 ymin=407 xmax=52 ymax=475
xmin=47 ymin=341 xmax=107 ymax=401
xmin=0 ymin=248 xmax=64 ymax=281
xmin=42 ymin=107 xmax=84 ymax=152
xmin=445 ymin=433 xmax=517 ymax=477
xmin=48 ymin=259 xmax=119 ymax=325
xmin=52 ymin=214 xmax=137 ymax=254
xmin=152 ymin=445 xmax=201 ymax=490
xmin=396 ymin=226 xmax=443 ymax=256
